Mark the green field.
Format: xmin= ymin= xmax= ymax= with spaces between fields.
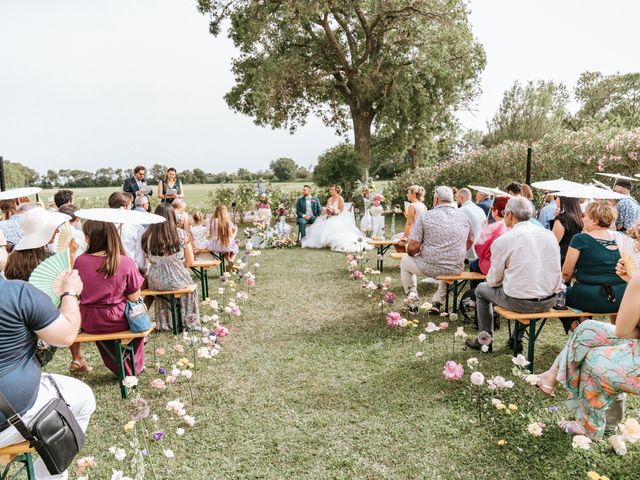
xmin=29 ymin=248 xmax=640 ymax=480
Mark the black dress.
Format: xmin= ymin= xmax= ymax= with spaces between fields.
xmin=552 ymin=212 xmax=582 ymax=266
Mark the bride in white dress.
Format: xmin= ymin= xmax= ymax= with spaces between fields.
xmin=301 ymin=186 xmax=372 ymax=252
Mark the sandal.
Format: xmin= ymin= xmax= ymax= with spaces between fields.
xmin=69 ymin=359 xmax=93 ymax=373
xmin=536 ymin=381 xmax=556 ymax=398
xmin=558 ymin=420 xmax=586 ymax=436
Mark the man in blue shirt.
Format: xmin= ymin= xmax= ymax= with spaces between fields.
xmin=475 ymin=191 xmax=492 ymax=216
xmin=614 ymin=179 xmax=640 ymax=232
xmin=538 ymin=192 xmax=557 ymax=229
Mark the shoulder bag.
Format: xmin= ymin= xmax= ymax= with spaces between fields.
xmin=0 ymin=375 xmax=86 ymax=475
xmin=125 ymin=298 xmax=153 ymax=333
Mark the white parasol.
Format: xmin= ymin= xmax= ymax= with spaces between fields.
xmin=595 ymin=172 xmax=639 ymax=182
xmin=591 ymin=179 xmax=612 ymax=191
xmin=0 ymin=187 xmax=43 ymax=200
xmin=468 ymin=185 xmax=512 ymax=197
xmin=530 ymin=178 xmax=584 ymax=191
xmin=553 ymin=185 xmax=627 ymax=200
xmin=75 ymin=208 xmax=166 ymax=225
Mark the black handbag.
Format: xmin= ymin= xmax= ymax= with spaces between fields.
xmin=0 ymin=375 xmax=86 ymax=475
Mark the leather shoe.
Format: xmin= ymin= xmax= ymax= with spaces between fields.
xmin=508 ymin=337 xmax=524 ymax=354
xmin=429 ymin=302 xmax=442 ymax=315
xmin=465 ymin=338 xmax=493 ymax=353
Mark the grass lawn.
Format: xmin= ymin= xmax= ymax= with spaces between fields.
xmin=34 ymin=247 xmax=640 ymax=479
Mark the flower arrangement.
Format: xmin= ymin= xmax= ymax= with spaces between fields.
xmin=326 ymin=206 xmax=337 ymax=217
xmin=274 ymin=204 xmax=289 ymax=217
xmin=371 ymin=193 xmax=385 ymax=207
xmin=256 ymin=193 xmax=271 ymax=209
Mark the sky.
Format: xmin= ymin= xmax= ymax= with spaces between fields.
xmin=0 ymin=0 xmax=638 ymax=175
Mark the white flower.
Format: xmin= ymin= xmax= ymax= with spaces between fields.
xmin=111 ymin=470 xmax=133 ymax=480
xmin=183 ymin=415 xmax=196 ymax=427
xmin=171 ymin=368 xmax=181 ymax=377
xmin=454 ymin=327 xmax=467 ymax=338
xmin=620 ymin=418 xmax=640 ymax=443
xmin=163 ymin=449 xmax=175 ymax=458
xmin=122 ymin=376 xmax=138 ymax=389
xmin=466 ymin=358 xmax=479 ymax=369
xmin=470 ymin=371 xmax=485 ymax=386
xmin=212 ymin=314 xmax=219 ymax=322
xmin=197 ymin=347 xmax=212 ymax=358
xmin=487 ymin=376 xmax=514 ymax=390
xmin=165 ymin=400 xmax=185 ymax=416
xmin=439 ymin=312 xmax=449 ymax=317
xmin=491 ymin=398 xmax=503 ymax=406
xmin=176 ymin=427 xmax=186 ymax=436
xmin=512 ymin=354 xmax=531 ymax=368
xmin=420 ymin=302 xmax=433 ymax=311
xmin=224 ymin=307 xmax=232 ymax=314
xmin=481 ymin=345 xmax=489 ymax=353
xmin=425 ymin=322 xmax=440 ymax=333
xmin=218 ymin=288 xmax=225 ymax=294
xmin=254 ymin=263 xmax=260 ymax=268
xmin=151 ymin=414 xmax=158 ymax=422
xmin=415 ymin=352 xmax=424 ymax=358
xmin=108 ymin=446 xmax=126 ymax=461
xmin=181 ymin=370 xmax=193 ymax=379
xmin=610 ymin=434 xmax=628 ymax=455
xmin=572 ymin=435 xmax=592 ymax=450
xmin=398 ymin=318 xmax=408 ymax=327
xmin=523 ymin=374 xmax=539 ymax=386
xmin=418 ymin=333 xmax=427 ymax=343
xmin=210 ymin=300 xmax=219 ymax=310
xmin=527 ymin=422 xmax=545 ymax=437
xmin=449 ymin=313 xmax=458 ymax=321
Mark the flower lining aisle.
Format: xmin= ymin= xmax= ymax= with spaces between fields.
xmin=40 ymin=248 xmax=640 ymax=479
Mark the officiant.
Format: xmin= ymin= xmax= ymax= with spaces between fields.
xmin=123 ymin=166 xmax=153 ymax=209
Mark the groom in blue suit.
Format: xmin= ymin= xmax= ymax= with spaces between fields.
xmin=296 ymin=185 xmax=322 ymax=239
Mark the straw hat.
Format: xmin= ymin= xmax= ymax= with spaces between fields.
xmin=14 ymin=208 xmax=70 ymax=251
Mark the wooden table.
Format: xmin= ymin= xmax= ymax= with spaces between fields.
xmin=190 ymin=259 xmax=221 ymax=300
xmin=494 ymin=307 xmax=612 ymax=372
xmin=435 ymin=272 xmax=487 ymax=313
xmin=141 ymin=285 xmax=197 ymax=335
xmin=367 ymin=240 xmax=400 ymax=272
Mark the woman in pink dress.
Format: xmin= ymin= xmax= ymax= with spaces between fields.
xmin=72 ymin=219 xmax=145 ymax=376
xmin=469 ymin=196 xmax=510 ymax=288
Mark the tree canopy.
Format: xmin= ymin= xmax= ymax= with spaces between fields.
xmin=198 ymin=0 xmax=485 ymax=171
xmin=270 ymin=157 xmax=298 ymax=181
xmin=313 ymin=143 xmax=364 ymax=197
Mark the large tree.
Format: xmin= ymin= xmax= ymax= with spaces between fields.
xmin=197 ymin=0 xmax=485 ymax=173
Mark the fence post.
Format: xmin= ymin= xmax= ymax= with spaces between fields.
xmin=0 ymin=156 xmax=5 ymax=191
xmin=525 ymin=147 xmax=532 ymax=185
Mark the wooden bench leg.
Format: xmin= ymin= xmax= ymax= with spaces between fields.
xmin=169 ymin=295 xmax=179 ymax=336
xmin=527 ymin=319 xmax=537 ymax=373
xmin=1 ymin=452 xmax=35 ymax=480
xmin=114 ymin=339 xmax=128 ymax=400
xmin=203 ymin=268 xmax=209 ymax=300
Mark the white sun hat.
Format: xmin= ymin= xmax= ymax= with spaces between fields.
xmin=14 ymin=208 xmax=71 ymax=251
xmin=0 ymin=187 xmax=42 ymax=201
xmin=75 ymin=208 xmax=166 ymax=225
xmin=530 ymin=178 xmax=584 ymax=191
xmin=468 ymin=185 xmax=512 ymax=197
xmin=553 ymin=185 xmax=627 ymax=200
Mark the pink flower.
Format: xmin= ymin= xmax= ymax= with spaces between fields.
xmin=230 ymin=306 xmax=241 ymax=317
xmin=246 ymin=277 xmax=256 ymax=287
xmin=353 ymin=271 xmax=364 ymax=280
xmin=386 ymin=311 xmax=401 ymax=327
xmin=346 ymin=255 xmax=354 ymax=262
xmin=174 ymin=344 xmax=184 ymax=354
xmin=150 ymin=379 xmax=166 ymax=390
xmin=443 ymin=361 xmax=464 ymax=381
xmin=165 ymin=375 xmax=177 ymax=384
xmin=215 ymin=326 xmax=230 ymax=337
xmin=155 ymin=347 xmax=166 ymax=356
xmin=438 ymin=322 xmax=449 ymax=330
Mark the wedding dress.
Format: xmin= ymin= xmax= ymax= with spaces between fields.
xmin=302 ymin=197 xmax=372 ymax=252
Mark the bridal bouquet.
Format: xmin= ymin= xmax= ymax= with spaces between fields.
xmin=326 ymin=206 xmax=337 ymax=217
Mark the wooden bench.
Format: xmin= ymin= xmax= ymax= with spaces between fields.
xmin=141 ymin=285 xmax=197 ymax=336
xmin=210 ymin=253 xmax=227 ymax=276
xmin=190 ymin=259 xmax=221 ymax=301
xmin=0 ymin=442 xmax=35 ymax=480
xmin=494 ymin=307 xmax=613 ymax=373
xmin=75 ymin=324 xmax=155 ymax=399
xmin=435 ymin=272 xmax=487 ymax=313
xmin=367 ymin=240 xmax=400 ymax=272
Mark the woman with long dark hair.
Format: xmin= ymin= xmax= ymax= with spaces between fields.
xmin=142 ymin=203 xmax=199 ymax=331
xmin=157 ymin=167 xmax=184 ymax=204
xmin=72 ymin=219 xmax=145 ymax=375
xmin=552 ymin=196 xmax=584 ymax=265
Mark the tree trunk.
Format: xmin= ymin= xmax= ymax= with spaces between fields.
xmin=352 ymin=108 xmax=374 ymax=179
xmin=407 ymin=145 xmax=419 ymax=171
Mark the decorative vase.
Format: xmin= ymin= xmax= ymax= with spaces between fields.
xmin=369 ymin=205 xmax=384 ymax=217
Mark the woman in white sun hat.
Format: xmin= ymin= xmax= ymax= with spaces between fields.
xmin=4 ymin=208 xmax=70 ymax=281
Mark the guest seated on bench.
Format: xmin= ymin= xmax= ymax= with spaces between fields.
xmin=391 ymin=185 xmax=427 ymax=253
xmin=207 ymin=204 xmax=239 ymax=269
xmin=561 ymin=201 xmax=627 ymax=333
xmin=533 ymin=269 xmax=640 ymax=440
xmin=0 ymin=267 xmax=95 ymax=479
xmin=142 ymin=204 xmax=200 ymax=331
xmin=398 ymin=186 xmax=473 ymax=313
xmin=465 ymin=197 xmax=563 ymax=353
xmin=469 ymin=196 xmax=510 ymax=289
xmin=72 ymin=219 xmax=145 ymax=375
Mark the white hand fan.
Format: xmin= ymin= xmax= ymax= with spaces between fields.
xmin=56 ymin=222 xmax=74 ymax=253
xmin=28 ymin=249 xmax=71 ymax=307
xmin=615 ymin=233 xmax=640 ymax=278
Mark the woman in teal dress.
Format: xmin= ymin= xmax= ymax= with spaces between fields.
xmin=560 ymin=201 xmax=626 ymax=333
xmin=532 ymin=261 xmax=640 ymax=440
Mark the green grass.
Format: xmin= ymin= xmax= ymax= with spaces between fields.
xmin=37 ymin=248 xmax=640 ymax=479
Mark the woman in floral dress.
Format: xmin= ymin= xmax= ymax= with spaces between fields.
xmin=142 ymin=203 xmax=200 ymax=331
xmin=534 ymin=258 xmax=640 ymax=440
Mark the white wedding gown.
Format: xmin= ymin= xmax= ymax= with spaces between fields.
xmin=301 ymin=198 xmax=372 ymax=252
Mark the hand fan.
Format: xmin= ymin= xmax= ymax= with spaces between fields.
xmin=28 ymin=249 xmax=71 ymax=307
xmin=56 ymin=222 xmax=74 ymax=253
xmin=615 ymin=233 xmax=640 ymax=278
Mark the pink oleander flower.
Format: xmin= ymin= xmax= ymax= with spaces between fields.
xmin=386 ymin=311 xmax=401 ymax=327
xmin=438 ymin=322 xmax=449 ymax=330
xmin=215 ymin=326 xmax=230 ymax=337
xmin=150 ymin=378 xmax=166 ymax=390
xmin=443 ymin=361 xmax=464 ymax=381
